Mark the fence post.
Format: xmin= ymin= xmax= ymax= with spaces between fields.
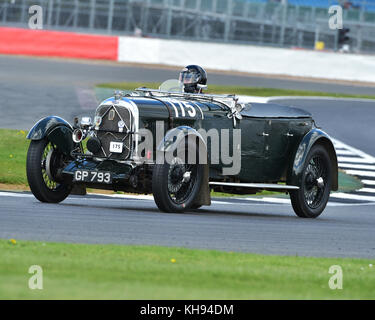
xmin=279 ymin=0 xmax=288 ymax=46
xmin=166 ymin=0 xmax=172 ymax=37
xmin=20 ymin=0 xmax=27 ymax=23
xmin=224 ymin=0 xmax=233 ymax=42
xmin=56 ymin=0 xmax=61 ymax=26
xmin=107 ymin=0 xmax=114 ymax=34
xmin=73 ymin=0 xmax=79 ymax=28
xmin=126 ymin=0 xmax=132 ymax=32
xmin=47 ymin=0 xmax=54 ymax=28
xmin=2 ymin=1 xmax=7 ymax=23
xmin=314 ymin=24 xmax=320 ymax=47
xmin=357 ymin=5 xmax=365 ymax=53
xmin=89 ymin=0 xmax=96 ymax=30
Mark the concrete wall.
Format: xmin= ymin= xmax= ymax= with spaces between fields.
xmin=119 ymin=36 xmax=375 ymax=83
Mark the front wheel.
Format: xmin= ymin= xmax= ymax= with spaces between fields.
xmin=290 ymin=144 xmax=332 ymax=218
xmin=152 ymin=142 xmax=204 ymax=213
xmin=26 ymin=139 xmax=72 ymax=203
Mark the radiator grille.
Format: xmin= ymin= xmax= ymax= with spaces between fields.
xmin=94 ymin=105 xmax=132 ymax=160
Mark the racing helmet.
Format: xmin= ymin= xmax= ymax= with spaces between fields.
xmin=179 ymin=65 xmax=207 ymax=93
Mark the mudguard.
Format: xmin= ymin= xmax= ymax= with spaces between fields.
xmin=157 ymin=126 xmax=211 ymax=206
xmin=26 ymin=116 xmax=75 ymax=156
xmin=157 ymin=126 xmax=207 ymax=154
xmin=287 ymin=128 xmax=338 ymax=191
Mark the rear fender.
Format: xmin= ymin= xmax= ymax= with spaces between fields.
xmin=287 ymin=128 xmax=338 ymax=191
xmin=26 ymin=116 xmax=76 ymax=156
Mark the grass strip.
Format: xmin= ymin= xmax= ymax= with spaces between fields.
xmin=0 ymin=239 xmax=374 ymax=299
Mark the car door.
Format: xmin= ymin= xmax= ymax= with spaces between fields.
xmin=238 ymin=117 xmax=266 ymax=182
xmin=263 ymin=119 xmax=292 ymax=181
xmin=199 ymin=102 xmax=235 ymax=176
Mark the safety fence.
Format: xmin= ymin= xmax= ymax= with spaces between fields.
xmin=1 ymin=0 xmax=375 ymax=53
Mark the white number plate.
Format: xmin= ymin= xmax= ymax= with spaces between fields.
xmin=109 ymin=141 xmax=123 ymax=154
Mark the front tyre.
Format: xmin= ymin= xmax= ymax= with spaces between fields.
xmin=26 ymin=139 xmax=72 ymax=203
xmin=152 ymin=142 xmax=204 ymax=213
xmin=290 ymin=144 xmax=332 ymax=218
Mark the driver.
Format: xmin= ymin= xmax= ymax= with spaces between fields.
xmin=179 ymin=65 xmax=207 ymax=94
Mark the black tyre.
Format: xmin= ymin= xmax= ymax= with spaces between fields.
xmin=152 ymin=141 xmax=204 ymax=213
xmin=191 ymin=204 xmax=202 ymax=209
xmin=26 ymin=139 xmax=72 ymax=203
xmin=290 ymin=144 xmax=332 ymax=218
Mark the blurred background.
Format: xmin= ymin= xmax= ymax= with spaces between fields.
xmin=1 ymin=0 xmax=375 ymax=53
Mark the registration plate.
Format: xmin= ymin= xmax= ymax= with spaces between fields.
xmin=73 ymin=170 xmax=112 ymax=184
xmin=109 ymin=141 xmax=123 ymax=154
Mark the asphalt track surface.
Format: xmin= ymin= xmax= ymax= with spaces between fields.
xmin=1 ymin=55 xmax=375 ymax=259
xmin=1 ymin=192 xmax=374 ymax=259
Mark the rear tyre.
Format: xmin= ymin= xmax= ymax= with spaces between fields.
xmin=152 ymin=141 xmax=204 ymax=213
xmin=290 ymin=144 xmax=332 ymax=218
xmin=26 ymin=139 xmax=72 ymax=203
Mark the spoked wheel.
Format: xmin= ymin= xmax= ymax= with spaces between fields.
xmin=27 ymin=139 xmax=72 ymax=203
xmin=290 ymin=144 xmax=332 ymax=218
xmin=152 ymin=141 xmax=203 ymax=213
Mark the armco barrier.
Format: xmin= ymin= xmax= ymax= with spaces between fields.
xmin=0 ymin=27 xmax=118 ymax=61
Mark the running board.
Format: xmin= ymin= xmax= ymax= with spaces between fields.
xmin=209 ymin=182 xmax=299 ymax=190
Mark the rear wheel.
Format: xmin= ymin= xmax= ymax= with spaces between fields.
xmin=290 ymin=144 xmax=332 ymax=218
xmin=26 ymin=139 xmax=72 ymax=203
xmin=152 ymin=141 xmax=203 ymax=213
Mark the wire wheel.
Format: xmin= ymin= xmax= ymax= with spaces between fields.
xmin=303 ymin=155 xmax=328 ymax=210
xmin=290 ymin=144 xmax=332 ymax=218
xmin=41 ymin=142 xmax=59 ymax=190
xmin=27 ymin=139 xmax=72 ymax=203
xmin=152 ymin=140 xmax=204 ymax=213
xmin=167 ymin=157 xmax=198 ymax=205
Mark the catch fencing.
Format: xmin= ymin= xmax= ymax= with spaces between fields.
xmin=1 ymin=0 xmax=375 ymax=53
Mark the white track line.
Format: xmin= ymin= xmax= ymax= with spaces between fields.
xmin=357 ymin=188 xmax=375 ymax=194
xmin=344 ymin=170 xmax=375 ymax=178
xmin=332 ymin=138 xmax=375 ymax=163
xmin=330 ymin=193 xmax=375 ymax=202
xmin=338 ymin=157 xmax=375 ymax=164
xmin=362 ymin=180 xmax=375 ymax=186
xmin=336 ymin=149 xmax=356 ymax=156
xmin=89 ymin=193 xmax=154 ymax=201
xmin=338 ymin=163 xmax=375 ymax=171
xmin=0 ymin=192 xmax=33 ymax=198
xmin=239 ymin=197 xmax=291 ymax=204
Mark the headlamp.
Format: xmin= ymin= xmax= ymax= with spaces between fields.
xmin=94 ymin=116 xmax=102 ymax=130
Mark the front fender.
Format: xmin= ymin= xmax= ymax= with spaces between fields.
xmin=287 ymin=128 xmax=338 ymax=191
xmin=157 ymin=126 xmax=207 ymax=153
xmin=26 ymin=116 xmax=75 ymax=156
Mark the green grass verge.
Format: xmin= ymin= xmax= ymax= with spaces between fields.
xmin=0 ymin=239 xmax=374 ymax=299
xmin=97 ymin=82 xmax=375 ymax=100
xmin=0 ymin=129 xmax=29 ymax=185
xmin=0 ymin=129 xmax=362 ymax=195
